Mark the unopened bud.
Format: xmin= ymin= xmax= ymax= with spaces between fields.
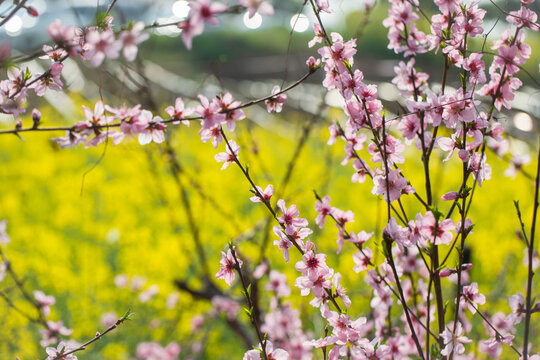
xmin=439 ymin=268 xmax=453 ymax=277
xmin=32 ymin=108 xmax=41 ymax=129
xmin=26 ymin=6 xmax=38 ymax=17
xmin=441 ymin=191 xmax=459 ymax=201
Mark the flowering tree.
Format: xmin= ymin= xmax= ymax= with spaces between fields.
xmin=0 ymin=0 xmax=539 ymax=359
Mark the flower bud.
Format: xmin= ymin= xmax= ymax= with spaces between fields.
xmin=26 ymin=6 xmax=38 ymax=17
xmin=439 ymin=268 xmax=453 ymax=277
xmin=32 ymin=108 xmax=41 ymax=129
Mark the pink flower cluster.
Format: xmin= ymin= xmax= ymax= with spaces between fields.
xmin=136 ymin=341 xmax=181 ymax=360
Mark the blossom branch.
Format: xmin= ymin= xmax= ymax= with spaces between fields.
xmin=522 ymin=133 xmax=540 ymax=359
xmin=46 ymin=310 xmax=132 ymax=360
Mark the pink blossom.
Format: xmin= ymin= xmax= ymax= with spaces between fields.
xmin=34 ymin=290 xmax=55 ymax=317
xmin=468 ymin=152 xmax=491 ymax=186
xmin=196 ymin=94 xmax=226 ymax=130
xmin=250 ymin=184 xmax=274 ymax=203
xmin=136 ymin=341 xmax=181 ymax=360
xmin=306 ymin=56 xmax=321 ymax=69
xmin=238 ymin=0 xmax=274 ymax=18
xmin=51 ymin=130 xmax=87 ymax=148
xmin=371 ymin=169 xmax=408 ymax=203
xmin=265 ymin=86 xmax=287 ymax=113
xmin=507 ymin=6 xmax=538 ymax=30
xmin=314 ymin=195 xmax=332 ymax=229
xmin=273 ymin=226 xmax=293 ymax=262
xmin=266 ymin=270 xmax=291 ymax=297
xmin=138 ymin=114 xmax=166 ymax=145
xmin=0 ymin=261 xmax=6 ymax=282
xmin=295 ymin=250 xmax=328 ymax=278
xmin=41 ymin=45 xmax=68 ymax=62
xmin=119 ymin=22 xmax=149 ymax=61
xmin=215 ymin=139 xmax=240 ymax=170
xmin=178 ymin=18 xmax=203 ymax=50
xmin=332 ymin=272 xmax=351 ymax=308
xmin=460 ymin=282 xmax=486 ymax=314
xmin=190 ymin=0 xmax=228 ymax=27
xmin=0 ymin=220 xmax=10 ymax=245
xmin=216 ymin=92 xmax=245 ymax=131
xmin=199 ymin=125 xmax=223 ymax=148
xmin=276 ymin=199 xmax=309 ymax=235
xmin=47 ymin=19 xmax=81 ymax=56
xmin=440 ymin=323 xmax=472 ymax=356
xmin=46 ymin=342 xmax=77 ymax=360
xmin=165 ymin=97 xmax=193 ymax=126
xmin=420 ymin=211 xmax=456 ymax=246
xmin=243 ymin=340 xmax=289 ymax=360
xmin=211 ymin=295 xmax=239 ymax=320
xmin=215 ymin=248 xmax=241 ymax=286
xmin=309 ymin=23 xmax=324 ymax=48
xmin=508 ymin=292 xmax=526 ymax=324
xmin=33 ymin=62 xmax=63 ymax=96
xmin=84 ymin=28 xmax=121 ymax=67
xmin=40 ymin=320 xmax=73 ymax=347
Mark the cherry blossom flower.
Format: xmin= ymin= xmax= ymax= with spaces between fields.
xmin=265 ymin=86 xmax=287 ymax=113
xmin=199 ymin=125 xmax=224 ymax=148
xmin=250 ymin=184 xmax=274 ymax=203
xmin=371 ymin=169 xmax=408 ymax=203
xmin=211 ymin=295 xmax=239 ymax=320
xmin=266 ymin=270 xmax=291 ymax=297
xmin=295 ymin=250 xmax=328 ymax=278
xmin=314 ymin=195 xmax=332 ymax=229
xmin=34 ymin=290 xmax=55 ymax=317
xmin=41 ymin=45 xmax=67 ymax=62
xmin=33 ymin=62 xmax=64 ymax=96
xmin=196 ymin=94 xmax=226 ymax=130
xmin=215 ymin=248 xmax=241 ymax=286
xmin=238 ymin=0 xmax=274 ymax=18
xmin=243 ymin=340 xmax=289 ymax=360
xmin=165 ymin=97 xmax=193 ymax=126
xmin=508 ymin=292 xmax=526 ymax=324
xmin=138 ymin=114 xmax=166 ymax=145
xmin=420 ymin=211 xmax=456 ymax=246
xmin=0 ymin=261 xmax=6 ymax=282
xmin=119 ymin=22 xmax=149 ymax=61
xmin=460 ymin=282 xmax=486 ymax=314
xmin=332 ymin=272 xmax=351 ymax=308
xmin=440 ymin=323 xmax=472 ymax=356
xmin=273 ymin=226 xmax=293 ymax=262
xmin=46 ymin=342 xmax=77 ymax=360
xmin=178 ymin=19 xmax=202 ymax=50
xmin=47 ymin=19 xmax=81 ymax=56
xmin=0 ymin=220 xmax=10 ymax=245
xmin=40 ymin=320 xmax=73 ymax=347
xmin=190 ymin=0 xmax=228 ymax=27
xmin=136 ymin=341 xmax=181 ymax=360
xmin=84 ymin=28 xmax=121 ymax=67
xmin=276 ymin=199 xmax=309 ymax=235
xmin=215 ymin=139 xmax=240 ymax=170
xmin=51 ymin=130 xmax=87 ymax=148
xmin=216 ymin=92 xmax=245 ymax=131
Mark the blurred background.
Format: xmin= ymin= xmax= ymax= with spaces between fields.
xmin=0 ymin=0 xmax=539 ymax=359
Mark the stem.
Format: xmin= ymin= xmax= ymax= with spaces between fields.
xmin=522 ymin=135 xmax=540 ymax=359
xmin=229 ymin=246 xmax=269 ymax=360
